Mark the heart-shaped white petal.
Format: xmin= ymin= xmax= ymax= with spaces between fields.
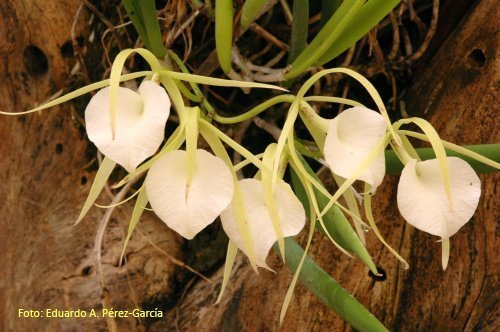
xmin=220 ymin=178 xmax=306 ymax=268
xmin=324 ymin=106 xmax=387 ymax=190
xmin=145 ymin=149 xmax=234 ymax=239
xmin=397 ymin=157 xmax=481 ymax=239
xmin=85 ymin=81 xmax=170 ymax=172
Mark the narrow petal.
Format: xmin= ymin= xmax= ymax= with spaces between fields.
xmin=324 ymin=106 xmax=386 ymax=190
xmin=145 ymin=149 xmax=234 ymax=239
xmin=220 ymin=179 xmax=306 ymax=268
xmin=397 ymin=157 xmax=481 ymax=239
xmin=85 ymin=81 xmax=170 ymax=172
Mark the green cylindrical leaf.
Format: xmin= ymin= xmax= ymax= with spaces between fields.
xmin=317 ymin=0 xmax=400 ymax=65
xmin=122 ymin=0 xmax=151 ymax=50
xmin=137 ymin=0 xmax=167 ymax=57
xmin=122 ymin=0 xmax=167 ymax=58
xmin=215 ymin=0 xmax=234 ymax=73
xmin=287 ymin=0 xmax=309 ymax=64
xmin=285 ymin=0 xmax=364 ymax=79
xmin=385 ymin=144 xmax=500 ymax=175
xmin=274 ymin=238 xmax=388 ymax=332
xmin=291 ymin=155 xmax=377 ymax=274
xmin=241 ymin=0 xmax=268 ymax=28
xmin=320 ymin=0 xmax=341 ymax=28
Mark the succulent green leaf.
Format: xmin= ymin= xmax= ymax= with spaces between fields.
xmin=320 ymin=0 xmax=341 ymax=28
xmin=317 ymin=0 xmax=400 ymax=65
xmin=215 ymin=0 xmax=234 ymax=73
xmin=241 ymin=0 xmax=268 ymax=28
xmin=137 ymin=0 xmax=167 ymax=57
xmin=287 ymin=0 xmax=309 ymax=64
xmin=285 ymin=0 xmax=364 ymax=79
xmin=275 ymin=238 xmax=389 ymax=332
xmin=290 ymin=154 xmax=377 ymax=274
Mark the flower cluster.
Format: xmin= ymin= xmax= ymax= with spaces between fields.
xmin=84 ymin=69 xmax=488 ymax=272
xmin=85 ymin=76 xmax=306 ymax=271
xmin=5 ymin=48 xmax=496 ymax=288
xmin=321 ymin=106 xmax=481 ymax=269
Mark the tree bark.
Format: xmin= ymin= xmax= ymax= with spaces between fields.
xmin=0 ymin=1 xmax=183 ymax=331
xmin=151 ymin=0 xmax=499 ymax=330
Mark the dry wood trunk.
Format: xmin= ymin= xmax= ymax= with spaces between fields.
xmin=0 ymin=1 xmax=183 ymax=331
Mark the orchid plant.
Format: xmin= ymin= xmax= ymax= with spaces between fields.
xmin=2 ymin=47 xmax=499 ymax=331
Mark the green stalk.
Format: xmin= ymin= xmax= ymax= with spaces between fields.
xmin=213 ymin=94 xmax=295 ymax=124
xmin=167 ymin=50 xmax=218 ymax=117
xmin=215 ymin=0 xmax=234 ymax=73
xmin=273 ymin=238 xmax=388 ymax=332
xmin=287 ymin=0 xmax=309 ymax=64
xmin=385 ymin=144 xmax=500 ymax=174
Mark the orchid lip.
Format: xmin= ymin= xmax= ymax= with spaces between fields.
xmin=324 ymin=106 xmax=387 ymax=190
xmin=397 ymin=157 xmax=481 ymax=239
xmin=220 ymin=178 xmax=306 ymax=268
xmin=145 ymin=149 xmax=234 ymax=239
xmin=85 ymin=80 xmax=171 ymax=172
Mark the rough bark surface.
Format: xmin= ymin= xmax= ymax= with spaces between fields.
xmin=151 ymin=0 xmax=499 ymax=331
xmin=0 ymin=1 xmax=183 ymax=331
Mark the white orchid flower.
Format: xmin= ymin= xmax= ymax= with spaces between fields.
xmin=397 ymin=157 xmax=481 ymax=269
xmin=145 ymin=149 xmax=234 ymax=239
xmin=220 ymin=178 xmax=306 ymax=268
xmin=397 ymin=157 xmax=481 ymax=238
xmin=324 ymin=106 xmax=387 ymax=191
xmin=85 ymin=80 xmax=170 ymax=172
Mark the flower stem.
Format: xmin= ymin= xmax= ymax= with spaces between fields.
xmin=212 ymin=95 xmax=295 ymax=124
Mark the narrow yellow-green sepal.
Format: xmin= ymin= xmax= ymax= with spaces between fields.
xmin=395 ymin=118 xmax=451 ymax=204
xmin=399 ymin=131 xmax=500 ymax=171
xmin=272 ymin=101 xmax=299 ymax=190
xmin=0 ymin=72 xmax=151 ymax=116
xmin=199 ymin=123 xmax=259 ymax=271
xmin=185 ymin=107 xmax=200 ymax=184
xmin=216 ymin=241 xmax=239 ymax=303
xmin=161 ymin=70 xmax=287 ymax=91
xmin=364 ymin=183 xmax=409 ymax=269
xmin=119 ymin=187 xmax=148 ymax=265
xmin=109 ymin=48 xmax=161 ymax=138
xmin=262 ymin=144 xmax=286 ymax=261
xmin=280 ymin=203 xmax=315 ymax=323
xmin=75 ymin=157 xmax=116 ymax=225
xmin=441 ymin=238 xmax=450 ymax=271
xmin=297 ymin=68 xmax=400 ymax=145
